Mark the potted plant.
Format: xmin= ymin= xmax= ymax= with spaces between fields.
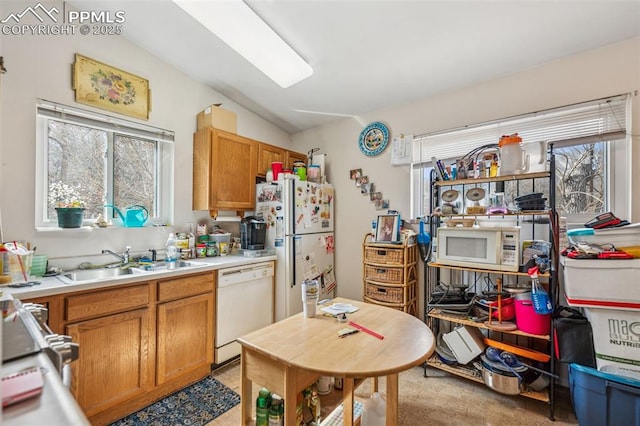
xmin=50 ymin=183 xmax=85 ymax=228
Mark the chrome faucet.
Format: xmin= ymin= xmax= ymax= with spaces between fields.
xmin=102 ymin=246 xmax=131 ymax=265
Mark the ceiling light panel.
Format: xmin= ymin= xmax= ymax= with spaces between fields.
xmin=173 ymin=0 xmax=313 ymax=88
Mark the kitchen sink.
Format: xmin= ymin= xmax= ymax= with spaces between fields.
xmin=58 ymin=260 xmax=209 ymax=284
xmin=132 ymin=260 xmax=201 ymax=272
xmin=61 ymin=267 xmax=140 ymax=282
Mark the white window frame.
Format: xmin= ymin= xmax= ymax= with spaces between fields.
xmin=35 ymin=99 xmax=175 ymax=229
xmin=410 ymin=94 xmax=631 ymax=225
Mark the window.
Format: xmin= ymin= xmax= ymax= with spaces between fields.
xmin=410 ymin=94 xmax=631 ymax=224
xmin=36 ymin=100 xmax=174 ymax=228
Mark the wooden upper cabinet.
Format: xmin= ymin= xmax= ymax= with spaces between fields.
xmin=285 ymin=150 xmax=307 ymax=169
xmin=257 ymin=143 xmax=285 ymax=176
xmin=193 ymin=128 xmax=258 ymax=217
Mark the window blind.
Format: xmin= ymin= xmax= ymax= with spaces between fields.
xmin=412 ymin=94 xmax=629 ymax=164
xmin=37 ymin=99 xmax=175 ymax=143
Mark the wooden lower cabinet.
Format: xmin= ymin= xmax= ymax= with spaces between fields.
xmin=156 ymin=292 xmax=214 ymax=385
xmin=66 ymin=308 xmax=153 ymax=417
xmin=50 ymin=271 xmax=216 ymax=425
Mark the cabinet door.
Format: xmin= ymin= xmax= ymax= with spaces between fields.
xmin=67 ymin=308 xmax=153 ymax=417
xmin=285 ymin=150 xmax=307 ymax=169
xmin=194 ymin=128 xmax=258 ymax=212
xmin=258 ymin=143 xmax=285 ymax=176
xmin=156 ymin=293 xmax=214 ymax=385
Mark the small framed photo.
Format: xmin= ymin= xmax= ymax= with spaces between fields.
xmin=370 ymin=192 xmax=382 ymax=201
xmin=349 ymin=169 xmax=362 ymax=180
xmin=375 ymin=214 xmax=400 ymax=243
xmin=355 ymin=175 xmax=369 ymax=187
xmin=360 ymin=183 xmax=373 ymax=194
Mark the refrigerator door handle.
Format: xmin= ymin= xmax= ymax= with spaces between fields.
xmin=286 ymin=235 xmax=296 ymax=289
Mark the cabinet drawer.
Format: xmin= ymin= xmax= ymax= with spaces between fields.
xmin=364 ymin=264 xmax=404 ymax=284
xmin=157 ymin=272 xmax=214 ymax=302
xmin=364 ymin=246 xmax=405 ymax=265
xmin=65 ymin=284 xmax=150 ymax=322
xmin=365 ymin=282 xmax=408 ymax=304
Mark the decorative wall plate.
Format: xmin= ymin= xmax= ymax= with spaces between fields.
xmin=358 ymin=122 xmax=389 ymax=156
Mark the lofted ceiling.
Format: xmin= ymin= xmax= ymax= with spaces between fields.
xmin=70 ymin=1 xmax=640 ymax=134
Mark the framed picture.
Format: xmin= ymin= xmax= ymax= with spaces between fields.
xmin=360 ymin=183 xmax=373 ymax=194
xmin=375 ymin=214 xmax=400 ymax=243
xmin=370 ymin=192 xmax=382 ymax=201
xmin=72 ymin=53 xmax=151 ymax=120
xmin=356 ymin=176 xmax=369 ymax=187
xmin=349 ymin=168 xmax=362 ymax=180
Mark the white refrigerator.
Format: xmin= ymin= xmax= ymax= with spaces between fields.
xmin=256 ymin=175 xmax=336 ymax=321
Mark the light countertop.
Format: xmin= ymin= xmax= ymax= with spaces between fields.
xmin=1 ymin=254 xmax=277 ymax=299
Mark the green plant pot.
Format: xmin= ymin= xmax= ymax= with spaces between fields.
xmin=55 ymin=207 xmax=85 ymax=228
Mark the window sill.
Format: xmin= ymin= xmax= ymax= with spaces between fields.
xmin=36 ymin=226 xmax=94 ymax=233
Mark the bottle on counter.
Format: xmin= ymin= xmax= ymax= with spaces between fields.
xmin=166 ymin=232 xmax=178 ymax=269
xmin=187 ymin=224 xmax=196 ymax=258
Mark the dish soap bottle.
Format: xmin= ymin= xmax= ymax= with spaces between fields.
xmin=187 ymin=224 xmax=196 ymax=258
xmin=166 ymin=232 xmax=178 ymax=269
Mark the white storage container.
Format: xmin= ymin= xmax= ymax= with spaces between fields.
xmin=561 ymin=257 xmax=640 ymax=310
xmin=584 ymin=307 xmax=640 ymax=380
xmin=568 ymin=224 xmax=640 ymax=258
xmin=442 ymin=325 xmax=485 ymax=364
xmin=209 ymin=232 xmax=231 ymax=246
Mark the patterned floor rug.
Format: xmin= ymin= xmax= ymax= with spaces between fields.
xmin=109 ymin=376 xmax=240 ymax=426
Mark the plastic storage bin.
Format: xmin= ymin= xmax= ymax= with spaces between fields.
xmin=569 ymin=363 xmax=640 ymax=426
xmin=561 ymin=257 xmax=640 ymax=310
xmin=568 ymin=224 xmax=640 ymax=258
xmin=584 ymin=307 xmax=640 ymax=380
xmin=209 ymin=232 xmax=231 ymax=246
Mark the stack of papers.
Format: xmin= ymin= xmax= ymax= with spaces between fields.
xmin=321 ymin=303 xmax=359 ymax=316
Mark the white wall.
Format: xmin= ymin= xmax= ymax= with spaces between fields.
xmin=0 ymin=0 xmax=292 ymax=267
xmin=293 ymin=37 xmax=640 ymax=317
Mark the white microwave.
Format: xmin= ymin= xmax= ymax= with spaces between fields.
xmin=436 ymin=227 xmax=521 ymax=272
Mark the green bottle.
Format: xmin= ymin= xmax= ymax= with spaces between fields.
xmin=256 ymin=388 xmax=272 ymax=426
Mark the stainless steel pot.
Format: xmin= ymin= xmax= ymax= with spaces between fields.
xmin=481 ymin=355 xmax=522 ymax=395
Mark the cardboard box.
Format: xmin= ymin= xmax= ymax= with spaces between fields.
xmin=442 ymin=325 xmax=486 ymax=365
xmin=196 ymin=104 xmax=237 ymax=133
xmin=584 ymin=307 xmax=640 ymax=380
xmin=561 ymin=257 xmax=640 ymax=310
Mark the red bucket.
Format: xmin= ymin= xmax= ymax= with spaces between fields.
xmin=515 ymin=298 xmax=551 ymax=335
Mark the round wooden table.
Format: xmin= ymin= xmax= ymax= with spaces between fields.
xmin=237 ymin=298 xmax=435 ymax=425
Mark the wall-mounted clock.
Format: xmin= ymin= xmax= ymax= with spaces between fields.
xmin=358 ymin=122 xmax=389 ymax=157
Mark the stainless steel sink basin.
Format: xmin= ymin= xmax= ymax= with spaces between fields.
xmin=58 ymin=260 xmax=209 ymax=284
xmin=61 ymin=267 xmax=138 ymax=282
xmin=132 ymin=260 xmax=200 ymax=272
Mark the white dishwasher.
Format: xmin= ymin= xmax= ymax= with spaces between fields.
xmin=216 ymin=261 xmax=274 ymax=364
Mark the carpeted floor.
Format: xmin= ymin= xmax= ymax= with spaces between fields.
xmin=208 ymin=359 xmax=579 ymax=425
xmin=109 ymin=376 xmax=240 ymax=426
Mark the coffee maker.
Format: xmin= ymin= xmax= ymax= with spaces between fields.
xmin=240 ymin=216 xmax=266 ymax=250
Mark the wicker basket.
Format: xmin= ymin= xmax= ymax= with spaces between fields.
xmin=365 ymin=283 xmax=404 ymax=304
xmin=364 ymin=265 xmax=404 ymax=284
xmin=364 ymin=246 xmax=405 ymax=265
